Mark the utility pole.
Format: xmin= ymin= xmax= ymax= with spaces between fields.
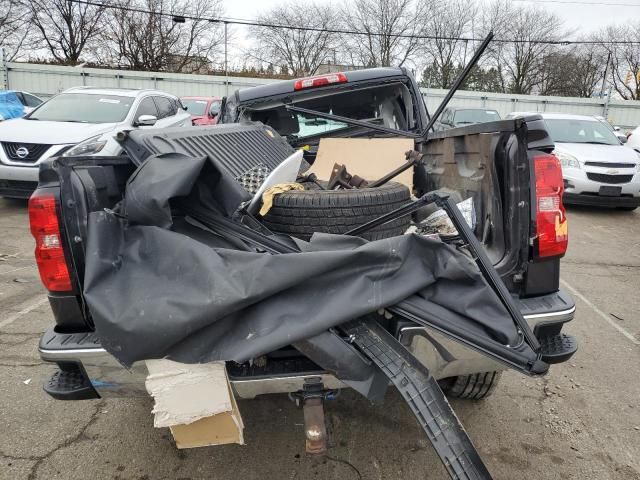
xmin=600 ymin=51 xmax=611 ymax=99
xmin=0 ymin=48 xmax=8 ymax=90
xmin=603 ymin=87 xmax=612 ymax=118
xmin=224 ymin=21 xmax=228 ymax=98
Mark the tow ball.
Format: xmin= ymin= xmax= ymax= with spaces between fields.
xmin=289 ymin=377 xmax=337 ymax=455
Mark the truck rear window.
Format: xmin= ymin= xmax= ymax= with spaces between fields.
xmin=242 ymin=83 xmax=415 ymax=140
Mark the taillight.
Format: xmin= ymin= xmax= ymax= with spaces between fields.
xmin=294 ymin=73 xmax=347 ymax=90
xmin=28 ymin=191 xmax=72 ymax=291
xmin=534 ymin=153 xmax=568 ymax=258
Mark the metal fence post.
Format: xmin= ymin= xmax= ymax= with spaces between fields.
xmin=0 ymin=49 xmax=8 ymax=90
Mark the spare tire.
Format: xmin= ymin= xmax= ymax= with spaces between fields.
xmin=262 ymin=181 xmax=411 ymax=241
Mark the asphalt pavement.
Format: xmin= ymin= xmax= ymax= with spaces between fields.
xmin=0 ymin=197 xmax=639 ymax=480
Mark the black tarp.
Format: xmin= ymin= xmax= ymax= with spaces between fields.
xmin=83 ymin=152 xmax=521 ymax=368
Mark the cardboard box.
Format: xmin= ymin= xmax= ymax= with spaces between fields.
xmin=308 ymin=137 xmax=415 ymax=188
xmin=146 ymin=359 xmax=244 ymax=448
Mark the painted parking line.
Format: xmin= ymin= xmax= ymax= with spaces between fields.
xmin=561 ymin=278 xmax=640 ymax=346
xmin=0 ymin=296 xmax=49 ymax=329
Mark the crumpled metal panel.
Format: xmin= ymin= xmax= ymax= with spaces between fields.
xmin=119 ymin=123 xmax=295 ymax=190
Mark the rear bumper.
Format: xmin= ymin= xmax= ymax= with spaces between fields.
xmin=40 ymin=289 xmax=576 ymax=400
xmin=38 ymin=336 xmax=345 ymax=399
xmin=563 ymin=192 xmax=640 ymax=207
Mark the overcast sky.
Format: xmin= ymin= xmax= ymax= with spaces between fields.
xmin=224 ymin=0 xmax=640 ymax=32
xmin=223 ymin=0 xmax=640 ymax=52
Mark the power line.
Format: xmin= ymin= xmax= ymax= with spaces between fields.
xmin=69 ymin=0 xmax=640 ymax=45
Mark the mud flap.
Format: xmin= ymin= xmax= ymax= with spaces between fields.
xmin=340 ymin=318 xmax=493 ymax=480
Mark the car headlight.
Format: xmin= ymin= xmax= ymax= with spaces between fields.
xmin=635 ymin=150 xmax=640 ymax=171
xmin=555 ymin=151 xmax=581 ymax=169
xmin=62 ymin=135 xmax=108 ymax=157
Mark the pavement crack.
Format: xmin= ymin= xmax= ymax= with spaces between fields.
xmin=27 ymin=400 xmax=106 ymax=480
xmin=325 ymin=454 xmax=362 ymax=480
xmin=0 ymin=452 xmax=41 ymax=462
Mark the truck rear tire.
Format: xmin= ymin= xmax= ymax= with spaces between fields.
xmin=442 ymin=372 xmax=502 ymax=400
xmin=262 ymin=181 xmax=411 ymax=241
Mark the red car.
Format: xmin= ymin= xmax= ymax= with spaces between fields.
xmin=181 ymin=96 xmax=222 ymax=126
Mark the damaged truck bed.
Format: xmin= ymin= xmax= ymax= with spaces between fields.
xmin=32 ymin=66 xmax=576 ymax=480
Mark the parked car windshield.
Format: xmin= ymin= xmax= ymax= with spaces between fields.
xmin=453 ymin=109 xmax=500 ymax=125
xmin=182 ymin=99 xmax=208 ymax=116
xmin=545 ymin=118 xmax=620 ymax=145
xmin=28 ymin=93 xmax=134 ymax=123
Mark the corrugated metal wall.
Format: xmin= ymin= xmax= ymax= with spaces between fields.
xmin=3 ymin=62 xmax=640 ymax=129
xmin=421 ymin=88 xmax=640 ymax=130
xmin=3 ymin=62 xmax=277 ymax=99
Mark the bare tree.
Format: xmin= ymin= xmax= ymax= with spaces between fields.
xmin=100 ymin=0 xmax=224 ymax=72
xmin=498 ymin=4 xmax=565 ymax=94
xmin=477 ymin=1 xmax=566 ymax=94
xmin=248 ymin=2 xmax=339 ymax=76
xmin=23 ymin=0 xmax=105 ymax=64
xmin=596 ymin=23 xmax=640 ymax=100
xmin=538 ymin=45 xmax=605 ymax=98
xmin=0 ymin=0 xmax=31 ymax=60
xmin=476 ymin=0 xmax=511 ymax=93
xmin=418 ymin=0 xmax=477 ymax=88
xmin=340 ymin=0 xmax=425 ymax=68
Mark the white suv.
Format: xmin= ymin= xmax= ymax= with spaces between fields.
xmin=0 ymin=87 xmax=191 ymax=198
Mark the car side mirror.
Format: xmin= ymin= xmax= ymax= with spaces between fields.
xmin=136 ymin=114 xmax=157 ymax=127
xmin=209 ymin=103 xmax=221 ymax=118
xmin=619 ymin=135 xmax=628 ymax=144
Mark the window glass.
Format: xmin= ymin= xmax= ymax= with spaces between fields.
xmin=453 ymin=109 xmax=500 ymax=125
xmin=154 ymin=96 xmax=175 ymax=119
xmin=296 ymin=115 xmax=348 ymax=137
xmin=23 ymin=93 xmax=42 ymax=108
xmin=28 ymin=93 xmax=134 ymax=123
xmin=209 ymin=100 xmax=221 ymax=116
xmin=544 ymin=119 xmax=619 ymax=145
xmin=182 ymin=99 xmax=208 ymax=116
xmin=246 ymin=83 xmax=412 ymax=140
xmin=134 ymin=97 xmax=158 ymax=120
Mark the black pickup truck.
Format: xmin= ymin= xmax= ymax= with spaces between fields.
xmin=31 ymin=68 xmax=576 ymax=473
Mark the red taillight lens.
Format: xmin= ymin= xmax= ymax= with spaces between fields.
xmin=534 ymin=153 xmax=568 ymax=258
xmin=294 ymin=73 xmax=347 ymax=90
xmin=28 ymin=192 xmax=72 ymax=291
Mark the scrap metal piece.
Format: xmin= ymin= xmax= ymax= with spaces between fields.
xmin=344 ymin=192 xmax=541 ymax=353
xmin=327 ymin=163 xmax=369 ymax=190
xmin=423 ymin=32 xmax=494 ymax=134
xmin=368 ymin=150 xmax=423 ymax=188
xmin=340 ymin=318 xmax=493 ymax=480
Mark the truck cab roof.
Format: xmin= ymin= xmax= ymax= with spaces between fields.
xmin=235 ymin=67 xmax=410 ymax=104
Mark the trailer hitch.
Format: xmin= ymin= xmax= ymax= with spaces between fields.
xmin=290 ymin=377 xmax=337 ymax=455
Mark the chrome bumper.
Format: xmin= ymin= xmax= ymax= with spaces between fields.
xmin=39 ymin=300 xmax=575 ymax=399
xmin=38 ymin=346 xmax=346 ymax=399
